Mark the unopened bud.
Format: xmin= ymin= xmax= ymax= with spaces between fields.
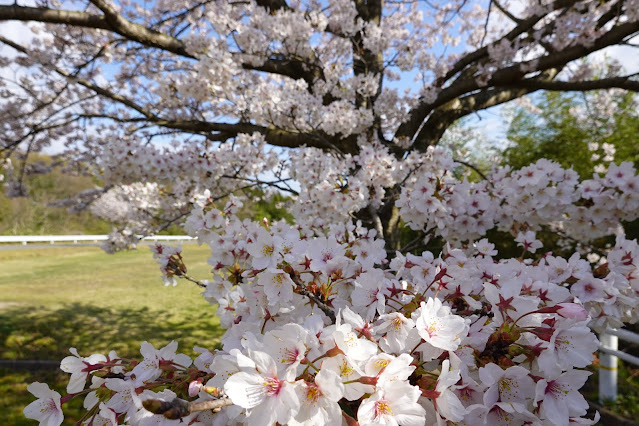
xmin=143 ymin=398 xmax=189 ymax=419
xmin=142 ymin=399 xmax=167 ymax=414
xmin=188 ymin=380 xmax=203 ymax=397
xmin=358 ymin=376 xmax=377 ymax=386
xmin=203 ymin=386 xmax=222 ymax=397
xmin=556 ymin=303 xmax=588 ymax=321
xmin=325 ymin=346 xmax=344 ymax=357
xmin=162 ymin=407 xmax=183 ymax=420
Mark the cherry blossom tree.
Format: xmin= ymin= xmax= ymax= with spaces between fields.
xmin=2 ymin=0 xmax=639 ymax=425
xmin=1 ymin=0 xmax=639 ymax=248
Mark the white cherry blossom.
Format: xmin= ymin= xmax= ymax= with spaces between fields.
xmin=224 ymin=350 xmax=300 ymax=426
xmin=357 ymin=381 xmax=426 ymax=426
xmin=23 ymin=383 xmax=63 ymax=426
xmin=60 ymin=348 xmax=108 ymax=393
xmin=413 ymin=298 xmax=469 ymax=351
xmin=534 ymin=369 xmax=591 ymax=426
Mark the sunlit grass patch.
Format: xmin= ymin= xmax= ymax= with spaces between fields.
xmin=0 ymin=244 xmax=222 ymax=424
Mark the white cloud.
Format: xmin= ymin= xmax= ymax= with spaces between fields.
xmin=592 ymin=35 xmax=639 ymax=75
xmin=0 ymin=21 xmax=36 ymax=59
xmin=0 ymin=0 xmax=42 ymax=81
xmin=466 ymin=106 xmax=511 ymax=150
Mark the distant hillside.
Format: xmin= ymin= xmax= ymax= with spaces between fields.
xmin=0 ymin=155 xmax=294 ymax=236
xmin=0 ymin=155 xmax=112 ymax=235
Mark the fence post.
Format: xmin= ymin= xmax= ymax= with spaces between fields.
xmin=599 ymin=331 xmax=618 ymax=403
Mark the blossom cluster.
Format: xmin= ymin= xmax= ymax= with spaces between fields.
xmin=76 ymin=128 xmax=639 ymax=254
xmin=26 ymin=200 xmax=639 ymax=424
xmin=398 ymin=148 xmax=639 ymax=243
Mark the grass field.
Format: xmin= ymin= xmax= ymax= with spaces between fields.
xmin=0 ymin=244 xmax=222 ymax=425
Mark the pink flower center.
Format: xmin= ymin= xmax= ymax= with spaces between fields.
xmin=283 ymin=348 xmax=300 ymax=364
xmin=263 ymin=377 xmax=282 ymax=396
xmin=545 ymin=380 xmax=566 ymax=399
xmin=425 ymin=320 xmax=440 ymax=337
xmin=392 ymin=316 xmax=404 ymax=330
xmin=322 ymin=251 xmax=333 ymax=262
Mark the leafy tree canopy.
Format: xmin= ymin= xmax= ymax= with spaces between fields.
xmin=503 ymin=90 xmax=639 ymax=177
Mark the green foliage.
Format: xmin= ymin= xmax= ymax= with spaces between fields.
xmin=581 ymin=360 xmax=639 ymax=422
xmin=605 ymin=387 xmax=639 ymax=420
xmin=0 ymin=155 xmax=111 ymax=235
xmin=237 ymin=188 xmax=294 ymax=224
xmin=502 ymin=91 xmax=639 ymax=178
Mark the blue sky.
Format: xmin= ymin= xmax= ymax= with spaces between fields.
xmin=1 ymin=0 xmax=637 ymax=156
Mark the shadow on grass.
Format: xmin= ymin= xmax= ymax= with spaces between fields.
xmin=1 ymin=303 xmax=223 ymax=425
xmin=0 ymin=302 xmax=223 ymax=360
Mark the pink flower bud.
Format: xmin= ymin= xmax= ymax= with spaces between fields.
xmin=556 ymin=303 xmax=588 ymax=321
xmin=188 ymin=379 xmax=203 ymax=397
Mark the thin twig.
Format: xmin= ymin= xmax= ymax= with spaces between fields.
xmin=181 ymin=274 xmax=207 ymax=288
xmin=143 ymin=397 xmax=233 ymax=419
xmin=493 ymin=0 xmax=522 ymax=23
xmin=288 ymin=272 xmax=336 ymax=323
xmin=453 ymin=159 xmax=491 ymax=183
xmin=188 ymin=398 xmax=234 ymax=413
xmin=480 ymin=0 xmax=493 ymax=47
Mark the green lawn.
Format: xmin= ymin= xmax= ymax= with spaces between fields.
xmin=0 ymin=244 xmax=222 ymax=425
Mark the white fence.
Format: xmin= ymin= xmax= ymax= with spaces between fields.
xmin=599 ymin=328 xmax=639 ymax=403
xmin=0 ymin=235 xmax=194 ymax=245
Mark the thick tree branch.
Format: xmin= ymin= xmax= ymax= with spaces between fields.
xmin=80 ymin=113 xmax=324 ymax=149
xmin=242 ymin=56 xmax=333 ymax=103
xmin=87 ymin=0 xmax=193 ymax=56
xmin=255 ymin=0 xmax=290 ymax=11
xmin=0 ymin=4 xmax=195 ymax=58
xmin=152 ymin=120 xmax=324 ymax=149
xmin=435 ymin=0 xmax=578 ymax=88
xmin=411 ymin=68 xmax=561 ymax=151
xmin=0 ymin=4 xmax=111 ymax=30
xmin=397 ymin=17 xmax=639 ymax=145
xmin=520 ymin=21 xmax=639 ymax=76
xmin=509 ymin=75 xmax=639 ymax=92
xmin=353 ymin=0 xmax=384 ymax=111
xmin=409 ymin=87 xmax=531 ymax=151
xmin=0 ymin=34 xmax=333 ymax=151
xmin=0 ymin=3 xmax=333 ymax=102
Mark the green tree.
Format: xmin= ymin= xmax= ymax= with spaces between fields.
xmin=238 ymin=189 xmax=294 ymax=224
xmin=503 ymin=91 xmax=639 ymax=178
